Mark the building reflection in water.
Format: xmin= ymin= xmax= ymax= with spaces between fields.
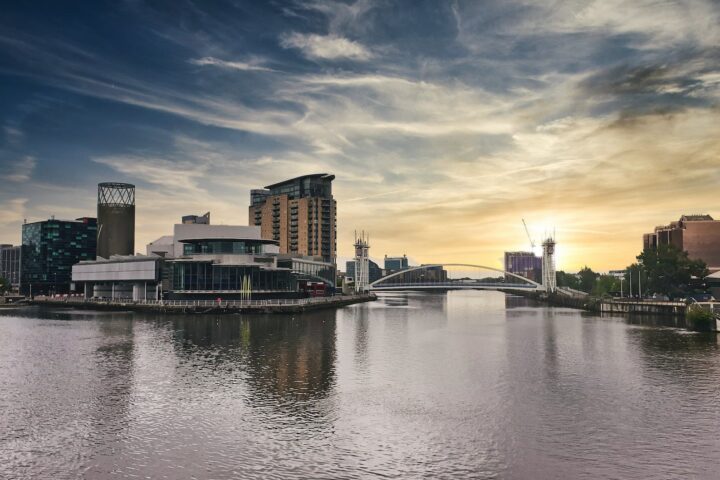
xmin=167 ymin=311 xmax=337 ymax=407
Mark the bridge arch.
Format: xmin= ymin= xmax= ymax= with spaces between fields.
xmin=369 ymin=264 xmax=542 ymax=289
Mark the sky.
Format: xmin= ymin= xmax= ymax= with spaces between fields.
xmin=1 ymin=0 xmax=719 ymax=272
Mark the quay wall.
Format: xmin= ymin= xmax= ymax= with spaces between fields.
xmin=29 ymin=294 xmax=376 ymax=315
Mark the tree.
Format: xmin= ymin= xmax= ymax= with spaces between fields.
xmin=577 ymin=266 xmax=599 ymax=293
xmin=556 ymin=270 xmax=580 ymax=290
xmin=0 ymin=277 xmax=9 ymax=295
xmin=592 ymin=275 xmax=621 ymax=297
xmin=636 ymin=244 xmax=709 ymax=298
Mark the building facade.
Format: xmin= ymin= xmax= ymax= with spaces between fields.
xmin=82 ymin=222 xmax=336 ymax=301
xmin=384 ymin=255 xmax=409 ymax=273
xmin=21 ymin=217 xmax=97 ymax=295
xmin=0 ymin=244 xmax=21 ymax=291
xmin=504 ymin=251 xmax=542 ymax=282
xmin=643 ymin=214 xmax=720 ymax=272
xmin=345 ymin=259 xmax=382 ymax=284
xmin=248 ymin=174 xmax=336 ymax=262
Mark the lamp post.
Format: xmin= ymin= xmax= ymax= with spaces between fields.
xmin=619 ymin=277 xmax=625 ymax=298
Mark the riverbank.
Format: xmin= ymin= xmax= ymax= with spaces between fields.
xmin=517 ymin=290 xmax=720 ymax=331
xmin=28 ymin=293 xmax=376 ymax=314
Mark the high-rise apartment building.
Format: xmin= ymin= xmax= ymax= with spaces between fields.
xmin=504 ymin=251 xmax=542 ymax=282
xmin=249 ymin=174 xmax=336 ymax=262
xmin=643 ymin=214 xmax=720 ymax=272
xmin=20 ymin=217 xmax=97 ymax=295
xmin=182 ymin=212 xmax=210 ymax=224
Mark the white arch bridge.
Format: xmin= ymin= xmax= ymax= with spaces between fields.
xmin=369 ymin=264 xmax=546 ymax=292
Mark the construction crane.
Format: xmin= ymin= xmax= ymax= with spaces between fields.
xmin=522 ymin=219 xmax=535 ymax=250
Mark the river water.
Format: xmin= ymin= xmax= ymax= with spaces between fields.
xmin=1 ymin=291 xmax=719 ymax=479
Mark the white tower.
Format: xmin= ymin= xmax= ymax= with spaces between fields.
xmin=353 ymin=231 xmax=370 ymax=293
xmin=541 ymin=236 xmax=557 ymax=293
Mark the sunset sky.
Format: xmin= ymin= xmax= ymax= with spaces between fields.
xmin=1 ymin=0 xmax=719 ymax=271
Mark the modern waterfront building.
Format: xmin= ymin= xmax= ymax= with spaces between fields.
xmin=504 ymin=251 xmax=542 ymax=281
xmin=643 ymin=214 xmax=720 ymax=272
xmin=248 ymin=174 xmax=336 ymax=262
xmin=0 ymin=244 xmax=21 ymax=291
xmin=384 ymin=255 xmax=409 ymax=273
xmin=97 ymin=182 xmax=135 ymax=259
xmin=147 ymin=219 xmax=281 ymax=258
xmin=78 ymin=220 xmax=336 ymax=301
xmin=345 ymin=259 xmax=382 ymax=283
xmin=21 ymin=217 xmax=97 ymax=295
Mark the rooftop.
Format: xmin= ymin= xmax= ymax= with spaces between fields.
xmin=680 ymin=214 xmax=714 ymax=221
xmin=264 ymin=173 xmax=334 ymax=190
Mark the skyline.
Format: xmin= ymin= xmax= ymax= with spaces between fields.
xmin=1 ymin=1 xmax=719 ymax=271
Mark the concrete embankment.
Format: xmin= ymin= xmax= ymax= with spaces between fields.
xmin=29 ymin=294 xmax=377 ymax=315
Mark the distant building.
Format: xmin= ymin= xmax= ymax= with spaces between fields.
xmin=0 ymin=244 xmax=21 ymax=291
xmin=378 ymin=264 xmax=448 ymax=285
xmin=643 ymin=214 xmax=720 ymax=272
xmin=608 ymin=269 xmax=626 ymax=278
xmin=21 ymin=217 xmax=97 ymax=295
xmin=182 ymin=212 xmax=210 ymax=224
xmin=504 ymin=251 xmax=542 ymax=281
xmin=248 ymin=174 xmax=336 ymax=263
xmin=384 ymin=254 xmax=409 ymax=273
xmin=346 ymin=259 xmax=383 ymax=284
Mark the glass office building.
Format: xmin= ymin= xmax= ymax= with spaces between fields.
xmin=384 ymin=255 xmax=409 ymax=273
xmin=0 ymin=244 xmax=21 ymax=290
xmin=21 ymin=217 xmax=97 ymax=295
xmin=345 ymin=259 xmax=382 ymax=283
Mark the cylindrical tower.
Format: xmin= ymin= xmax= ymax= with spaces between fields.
xmin=97 ymin=182 xmax=135 ymax=259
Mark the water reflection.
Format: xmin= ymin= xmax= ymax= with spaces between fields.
xmin=1 ymin=295 xmax=720 ymax=479
xmin=167 ymin=312 xmax=337 ymax=408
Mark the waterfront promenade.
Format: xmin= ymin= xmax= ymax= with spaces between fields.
xmin=29 ymin=293 xmax=376 ymax=314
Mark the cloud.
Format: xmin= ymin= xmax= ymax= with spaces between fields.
xmin=0 ymin=156 xmax=36 ymax=182
xmin=1 ymin=0 xmax=719 ymax=270
xmin=280 ymin=32 xmax=372 ymax=60
xmin=189 ymin=56 xmax=275 ymax=72
xmin=92 ymin=155 xmax=206 ymax=193
xmin=0 ymin=198 xmax=27 ymax=226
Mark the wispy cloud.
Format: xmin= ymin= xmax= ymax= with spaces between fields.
xmin=280 ymin=32 xmax=373 ymax=60
xmin=189 ymin=56 xmax=276 ymax=72
xmin=0 ymin=156 xmax=36 ymax=182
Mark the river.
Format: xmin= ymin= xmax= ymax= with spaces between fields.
xmin=1 ymin=291 xmax=719 ymax=479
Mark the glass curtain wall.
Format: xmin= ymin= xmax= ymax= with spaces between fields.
xmin=172 ymin=262 xmax=294 ymax=292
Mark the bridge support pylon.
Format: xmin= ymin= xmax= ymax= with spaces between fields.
xmin=541 ymin=236 xmax=556 ymax=293
xmin=353 ymin=231 xmax=370 ymax=293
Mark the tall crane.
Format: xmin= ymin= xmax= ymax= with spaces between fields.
xmin=522 ymin=219 xmax=535 ymax=250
